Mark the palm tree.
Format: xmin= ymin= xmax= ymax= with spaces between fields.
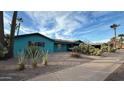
xmin=109 ymin=37 xmax=116 ymax=48
xmin=118 ymin=34 xmax=124 ymax=49
xmin=0 ymin=11 xmax=5 ymax=46
xmin=110 ymin=24 xmax=120 ymax=48
xmin=8 ymin=11 xmax=18 ymax=57
xmin=16 ymin=17 xmax=23 ymax=36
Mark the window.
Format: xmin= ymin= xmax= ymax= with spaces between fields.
xmin=35 ymin=42 xmax=45 ymax=47
xmin=57 ymin=44 xmax=61 ymax=48
xmin=28 ymin=41 xmax=33 ymax=46
xmin=28 ymin=41 xmax=45 ymax=47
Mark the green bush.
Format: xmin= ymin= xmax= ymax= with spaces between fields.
xmin=110 ymin=48 xmax=117 ymax=53
xmin=79 ymin=43 xmax=89 ymax=54
xmin=88 ymin=45 xmax=96 ymax=55
xmin=101 ymin=44 xmax=109 ymax=52
xmin=95 ymin=49 xmax=102 ymax=56
xmin=71 ymin=43 xmax=103 ymax=56
xmin=0 ymin=43 xmax=8 ymax=58
xmin=71 ymin=46 xmax=80 ymax=53
xmin=101 ymin=43 xmax=117 ymax=53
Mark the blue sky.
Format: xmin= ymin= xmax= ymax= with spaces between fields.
xmin=4 ymin=11 xmax=124 ymax=43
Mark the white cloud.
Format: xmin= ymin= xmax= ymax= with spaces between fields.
xmin=4 ymin=12 xmax=12 ymax=34
xmin=24 ymin=11 xmax=87 ymax=39
xmin=92 ymin=38 xmax=110 ymax=43
xmin=91 ymin=11 xmax=111 ymax=17
xmin=3 ymin=11 xmax=121 ymax=43
xmin=4 ymin=12 xmax=37 ymax=35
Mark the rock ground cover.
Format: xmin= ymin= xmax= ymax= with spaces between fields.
xmin=0 ymin=52 xmax=93 ymax=81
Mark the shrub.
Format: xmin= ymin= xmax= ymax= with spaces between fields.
xmin=110 ymin=48 xmax=117 ymax=53
xmin=101 ymin=44 xmax=109 ymax=52
xmin=17 ymin=62 xmax=25 ymax=71
xmin=71 ymin=46 xmax=80 ymax=53
xmin=88 ymin=45 xmax=96 ymax=55
xmin=79 ymin=43 xmax=89 ymax=54
xmin=95 ymin=49 xmax=102 ymax=56
xmin=32 ymin=61 xmax=37 ymax=68
xmin=71 ymin=43 xmax=103 ymax=56
xmin=70 ymin=52 xmax=81 ymax=58
xmin=0 ymin=43 xmax=8 ymax=58
xmin=101 ymin=43 xmax=117 ymax=53
xmin=42 ymin=51 xmax=48 ymax=66
xmin=26 ymin=46 xmax=41 ymax=68
xmin=17 ymin=51 xmax=25 ymax=71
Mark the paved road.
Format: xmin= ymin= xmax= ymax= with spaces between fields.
xmin=29 ymin=50 xmax=124 ymax=81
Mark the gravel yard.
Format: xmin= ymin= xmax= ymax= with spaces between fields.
xmin=0 ymin=52 xmax=93 ymax=81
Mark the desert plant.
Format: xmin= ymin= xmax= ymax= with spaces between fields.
xmin=110 ymin=48 xmax=117 ymax=53
xmin=26 ymin=46 xmax=41 ymax=68
xmin=17 ymin=62 xmax=25 ymax=71
xmin=72 ymin=43 xmax=104 ymax=56
xmin=42 ymin=51 xmax=48 ymax=66
xmin=101 ymin=43 xmax=117 ymax=53
xmin=88 ymin=45 xmax=96 ymax=55
xmin=70 ymin=52 xmax=81 ymax=58
xmin=0 ymin=43 xmax=8 ymax=58
xmin=17 ymin=51 xmax=25 ymax=71
xmin=79 ymin=43 xmax=90 ymax=54
xmin=101 ymin=44 xmax=109 ymax=52
xmin=71 ymin=46 xmax=80 ymax=53
xmin=95 ymin=49 xmax=102 ymax=56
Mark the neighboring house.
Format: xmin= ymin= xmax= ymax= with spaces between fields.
xmin=91 ymin=43 xmax=102 ymax=49
xmin=14 ymin=33 xmax=83 ymax=56
xmin=54 ymin=39 xmax=83 ymax=52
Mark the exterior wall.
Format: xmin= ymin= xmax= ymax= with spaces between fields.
xmin=54 ymin=44 xmax=68 ymax=52
xmin=14 ymin=35 xmax=54 ymax=56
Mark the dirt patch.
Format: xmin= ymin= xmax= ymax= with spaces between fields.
xmin=0 ymin=52 xmax=93 ymax=81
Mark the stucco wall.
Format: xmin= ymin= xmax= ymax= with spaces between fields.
xmin=14 ymin=35 xmax=54 ymax=56
xmin=54 ymin=44 xmax=68 ymax=52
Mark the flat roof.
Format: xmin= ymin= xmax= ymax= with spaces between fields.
xmin=54 ymin=39 xmax=83 ymax=44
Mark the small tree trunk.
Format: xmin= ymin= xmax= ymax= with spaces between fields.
xmin=120 ymin=37 xmax=123 ymax=49
xmin=0 ymin=11 xmax=5 ymax=46
xmin=17 ymin=23 xmax=20 ymax=36
xmin=8 ymin=11 xmax=18 ymax=58
xmin=114 ymin=29 xmax=117 ymax=48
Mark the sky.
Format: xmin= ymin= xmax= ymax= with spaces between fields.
xmin=4 ymin=11 xmax=124 ymax=43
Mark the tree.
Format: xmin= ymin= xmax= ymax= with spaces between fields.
xmin=4 ymin=34 xmax=10 ymax=48
xmin=110 ymin=37 xmax=116 ymax=48
xmin=0 ymin=11 xmax=5 ymax=46
xmin=110 ymin=24 xmax=120 ymax=48
xmin=8 ymin=11 xmax=18 ymax=57
xmin=118 ymin=34 xmax=124 ymax=49
xmin=16 ymin=17 xmax=23 ymax=36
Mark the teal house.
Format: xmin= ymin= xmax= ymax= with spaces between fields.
xmin=14 ymin=33 xmax=83 ymax=56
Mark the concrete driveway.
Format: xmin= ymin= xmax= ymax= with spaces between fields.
xmin=29 ymin=50 xmax=124 ymax=81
